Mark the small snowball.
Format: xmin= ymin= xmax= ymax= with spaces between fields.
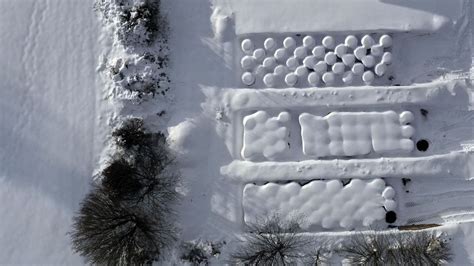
xmin=354 ymin=46 xmax=366 ymax=60
xmin=362 ymin=55 xmax=376 ymax=68
xmin=294 ymin=46 xmax=307 ymax=59
xmin=379 ymin=34 xmax=393 ymax=48
xmin=274 ymin=48 xmax=287 ymax=61
xmin=241 ymin=72 xmax=255 ymax=86
xmin=324 ymin=52 xmax=337 ymax=65
xmin=332 ymin=62 xmax=345 ymax=74
xmin=255 ymin=65 xmax=266 ymax=76
xmin=362 ymin=70 xmax=375 ymax=84
xmin=342 ymin=71 xmax=354 ymax=84
xmin=345 ymin=35 xmax=358 ymax=49
xmin=374 ymin=63 xmax=387 ymax=76
xmin=340 ymin=216 xmax=354 ymax=229
xmin=322 ymin=36 xmax=336 ymax=49
xmin=382 ymin=186 xmax=396 ymax=199
xmin=283 ymin=37 xmax=297 ymax=49
xmin=382 ymin=52 xmax=393 ymax=64
xmin=370 ymin=44 xmax=384 ymax=57
xmin=401 ymin=125 xmax=415 ymax=138
xmin=285 ymin=72 xmax=298 ymax=86
xmin=303 ymin=56 xmax=317 ymax=68
xmin=400 ymin=139 xmax=415 ymax=151
xmin=262 ymin=57 xmax=277 ymax=70
xmin=253 ymin=48 xmax=266 ymax=62
xmin=244 ymin=118 xmax=257 ymax=130
xmin=322 ymin=72 xmax=336 ymax=85
xmin=312 ymin=45 xmax=326 ymax=58
xmin=278 ymin=112 xmax=291 ymax=122
xmin=351 ymin=63 xmax=365 ymax=75
xmin=295 ymin=66 xmax=308 ymax=77
xmin=274 ymin=65 xmax=289 ymax=76
xmin=263 ymin=73 xmax=275 ymax=87
xmin=384 ymin=200 xmax=397 ymax=211
xmin=327 ymin=180 xmax=343 ymax=192
xmin=369 ymin=178 xmax=385 ymax=191
xmin=399 ymin=111 xmax=414 ymax=124
xmin=241 ymin=39 xmax=254 ymax=53
xmin=303 ymin=35 xmax=316 ymax=48
xmin=314 ymin=61 xmax=327 ymax=74
xmin=241 ymin=55 xmax=256 ymax=70
xmin=322 ymin=217 xmax=335 ymax=229
xmin=264 ymin=38 xmax=277 ymax=51
xmin=342 ymin=54 xmax=356 ymax=66
xmin=361 ymin=34 xmax=375 ymax=48
xmin=335 ymin=44 xmax=348 ymax=58
xmin=307 ymin=72 xmax=320 ymax=86
xmin=286 ymin=56 xmax=299 ymax=70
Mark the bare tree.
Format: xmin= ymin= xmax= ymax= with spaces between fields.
xmin=70 ymin=187 xmax=176 ymax=265
xmin=70 ymin=118 xmax=180 ymax=265
xmin=341 ymin=231 xmax=452 ymax=266
xmin=231 ymin=215 xmax=312 ymax=266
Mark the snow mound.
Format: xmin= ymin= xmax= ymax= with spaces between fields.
xmin=239 ymin=34 xmax=393 ymax=88
xmin=241 ymin=111 xmax=290 ymax=160
xmin=299 ymin=111 xmax=414 ymax=157
xmin=243 ymin=179 xmax=396 ymax=229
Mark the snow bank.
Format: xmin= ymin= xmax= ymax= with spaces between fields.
xmin=243 ymin=179 xmax=395 ymax=229
xmin=227 ymin=0 xmax=463 ymax=34
xmin=209 ymin=80 xmax=470 ymax=113
xmin=222 ymin=151 xmax=472 ymax=182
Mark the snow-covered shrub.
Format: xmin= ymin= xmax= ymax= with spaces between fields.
xmin=110 ymin=52 xmax=170 ymax=97
xmin=180 ymin=240 xmax=225 ymax=265
xmin=112 ymin=117 xmax=147 ymax=148
xmin=341 ymin=231 xmax=452 ymax=265
xmin=96 ymin=0 xmax=167 ymax=46
xmin=231 ymin=215 xmax=311 ymax=265
xmin=70 ymin=118 xmax=180 ymax=264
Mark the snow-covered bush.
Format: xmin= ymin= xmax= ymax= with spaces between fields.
xmin=231 ymin=215 xmax=311 ymax=265
xmin=111 ymin=117 xmax=148 ymax=148
xmin=70 ymin=118 xmax=180 ymax=264
xmin=96 ymin=0 xmax=167 ymax=46
xmin=180 ymin=240 xmax=225 ymax=265
xmin=110 ymin=52 xmax=170 ymax=97
xmin=341 ymin=231 xmax=452 ymax=265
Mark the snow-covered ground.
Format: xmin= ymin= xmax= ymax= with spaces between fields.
xmin=0 ymin=0 xmax=473 ymax=264
xmin=165 ymin=0 xmax=474 ymax=264
xmin=0 ymin=0 xmax=106 ymax=263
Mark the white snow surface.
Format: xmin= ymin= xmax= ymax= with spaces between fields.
xmin=0 ymin=0 xmax=473 ymax=264
xmin=221 ymin=0 xmax=464 ymax=34
xmin=0 ymin=0 xmax=106 ymax=263
xmin=243 ymin=179 xmax=395 ymax=230
xmin=299 ymin=111 xmax=414 ymax=157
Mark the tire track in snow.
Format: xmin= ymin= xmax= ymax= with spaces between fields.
xmin=16 ymin=0 xmax=49 ymax=135
xmin=407 ymin=206 xmax=474 ymax=224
